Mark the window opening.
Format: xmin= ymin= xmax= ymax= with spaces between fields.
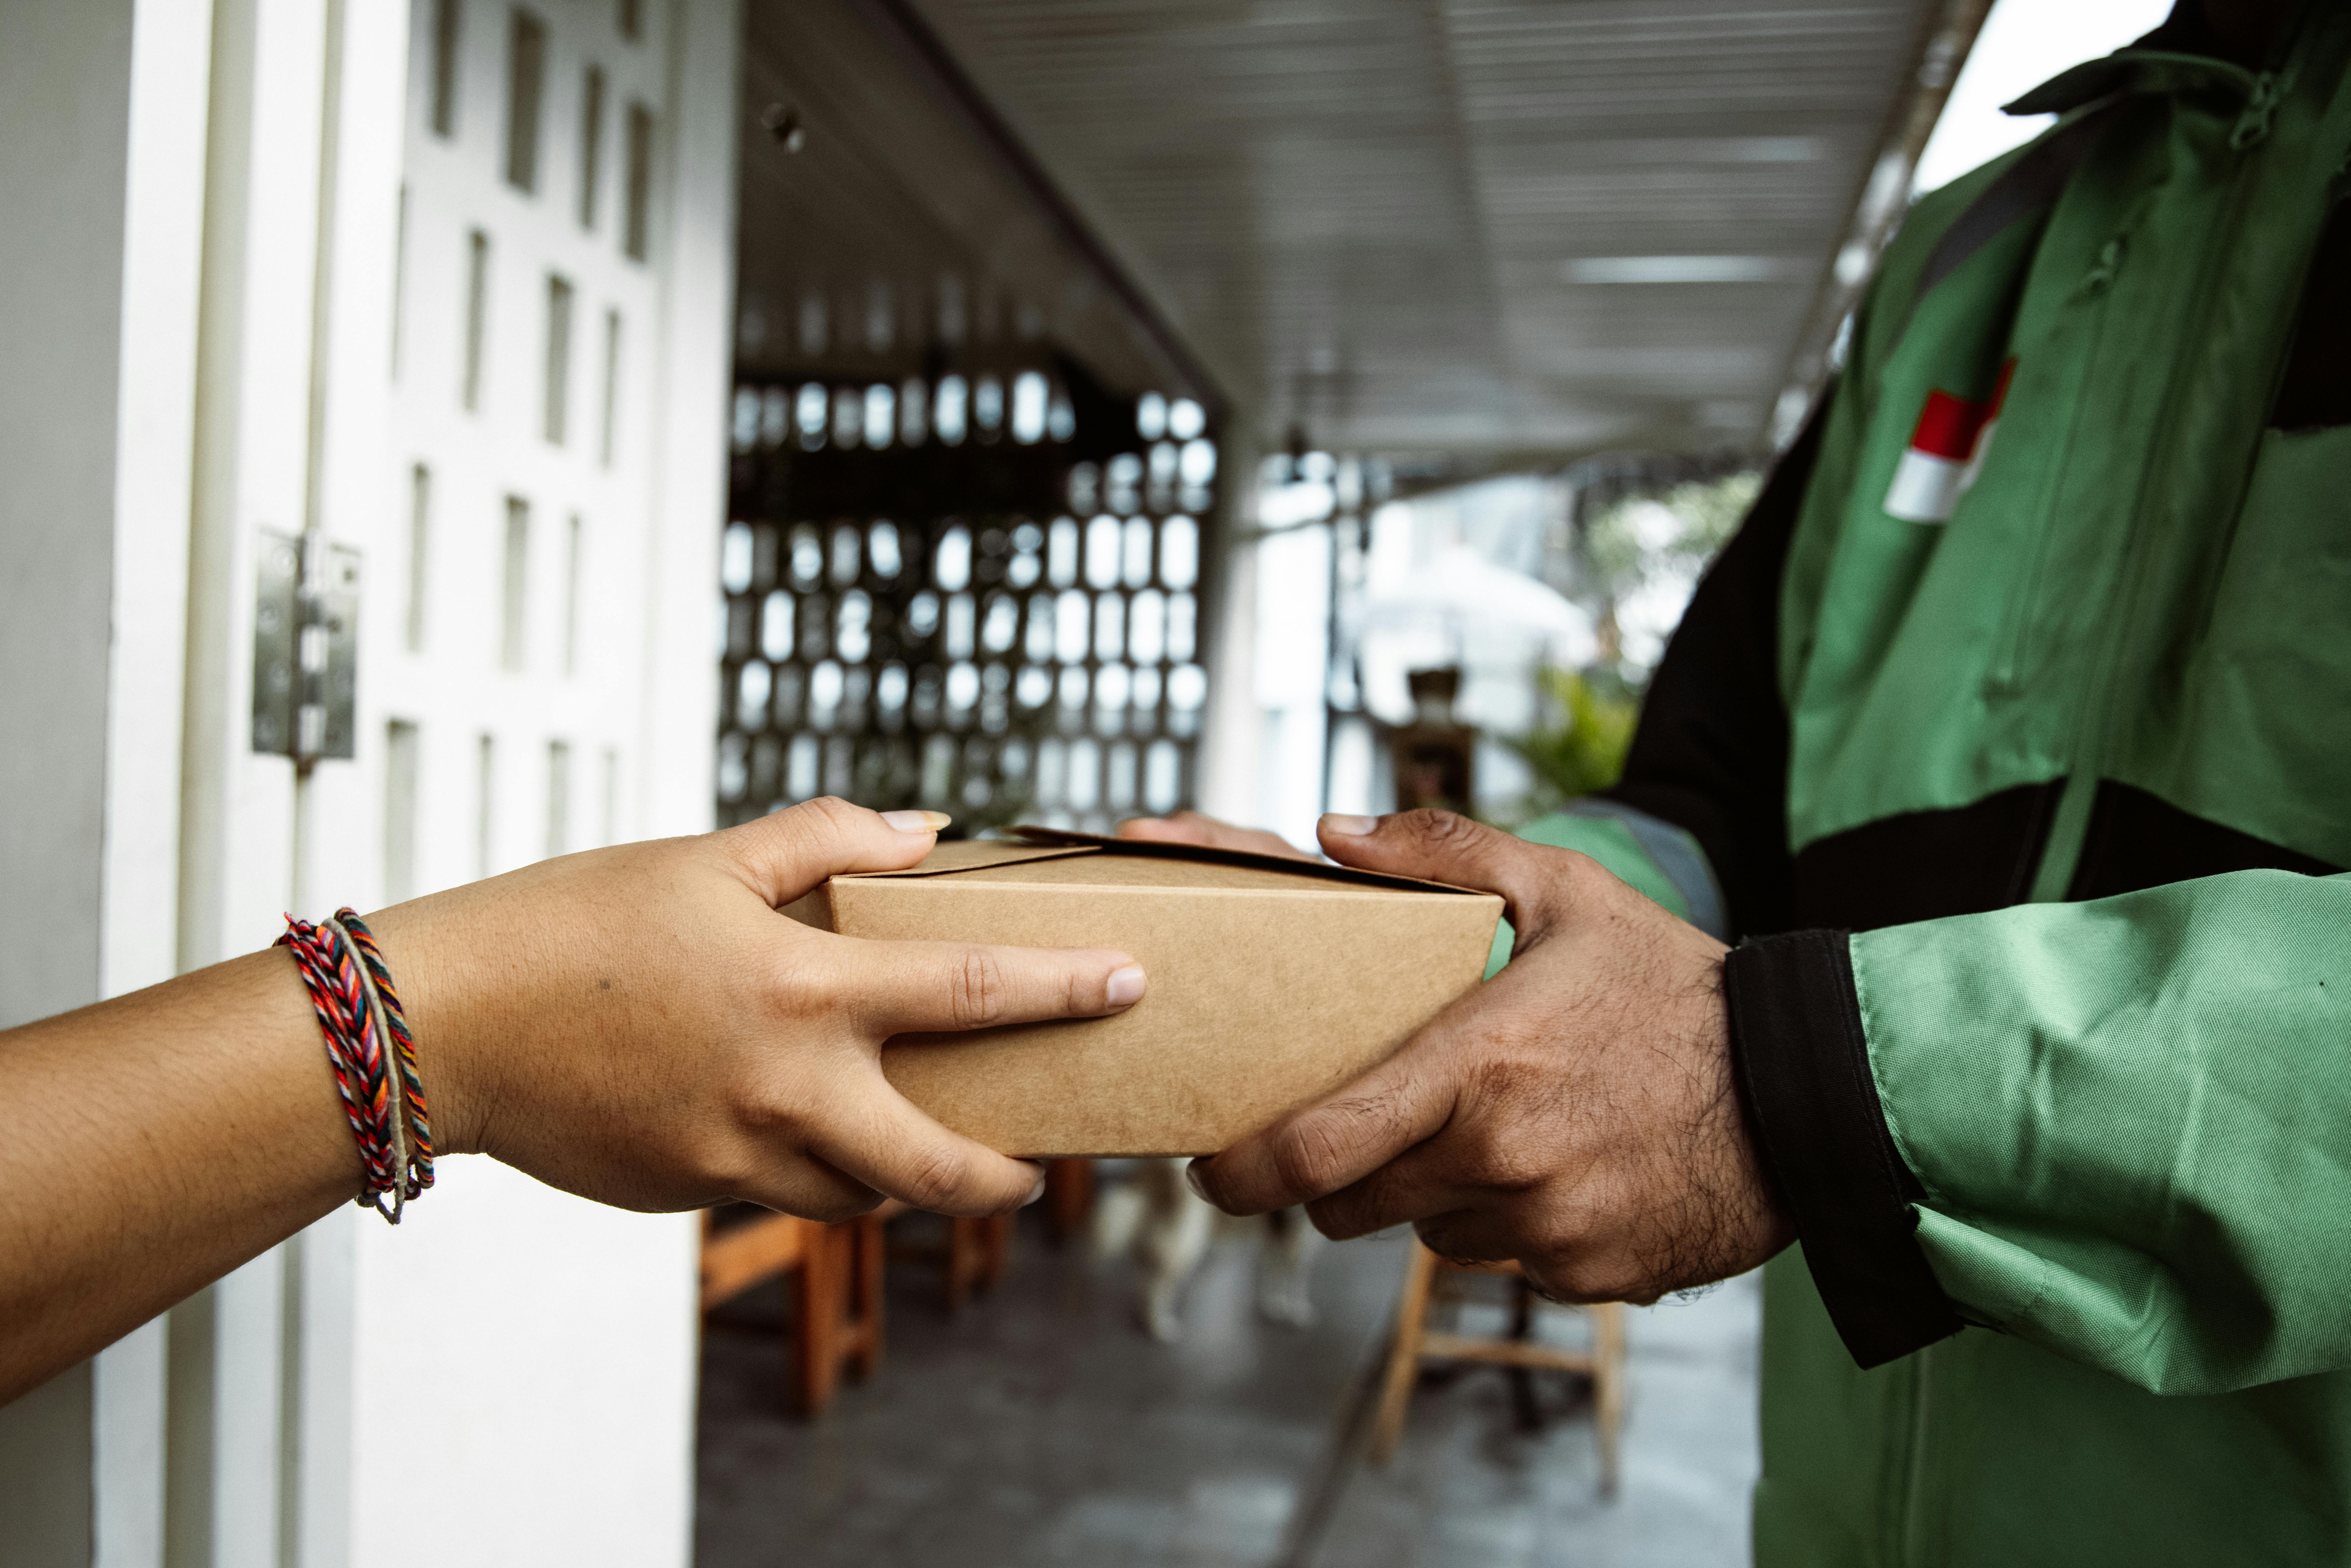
xmin=475 ymin=733 xmax=497 ymax=879
xmin=504 ymin=9 xmax=547 ymax=193
xmin=406 ymin=464 xmax=430 ymax=652
xmin=934 ymin=375 xmax=967 ymax=445
xmin=1011 ymin=372 xmax=1048 ymax=444
xmin=386 ymin=720 xmax=421 ymax=903
xmin=429 ymin=0 xmax=461 ymax=138
xmin=546 ymin=740 xmax=572 ymax=859
xmin=563 ymin=512 xmax=583 ymax=676
xmin=544 ymin=273 xmax=573 ymax=444
xmin=623 ymin=102 xmax=653 ymax=261
xmin=462 ymin=228 xmax=489 ymax=411
xmin=599 ymin=308 xmax=622 ymax=465
xmin=391 ymin=184 xmax=409 ymax=377
xmin=502 ymin=497 xmax=530 ymax=671
xmin=577 ymin=65 xmax=606 ymax=229
xmin=899 ymin=377 xmax=927 ymax=446
xmin=719 ymin=375 xmax=1220 ymax=832
xmin=601 ymin=747 xmax=620 ymax=846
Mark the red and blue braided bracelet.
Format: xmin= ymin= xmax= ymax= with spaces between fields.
xmin=277 ymin=909 xmax=433 ymax=1221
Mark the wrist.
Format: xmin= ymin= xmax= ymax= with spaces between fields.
xmin=357 ymin=894 xmax=502 ymax=1158
xmin=1684 ymin=950 xmax=1795 ymax=1279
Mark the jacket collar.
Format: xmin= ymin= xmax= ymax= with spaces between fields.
xmin=2002 ymin=0 xmax=2268 ymax=117
xmin=2003 ymin=52 xmax=2259 ymax=117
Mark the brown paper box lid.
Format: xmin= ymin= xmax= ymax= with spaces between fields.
xmin=838 ymin=826 xmax=1490 ymax=899
xmin=842 ymin=838 xmax=1103 ymax=878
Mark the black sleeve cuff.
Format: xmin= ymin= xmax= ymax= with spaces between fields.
xmin=1725 ymin=928 xmax=1964 ymax=1368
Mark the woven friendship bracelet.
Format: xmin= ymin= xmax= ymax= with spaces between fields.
xmin=277 ymin=913 xmax=431 ymax=1222
xmin=278 ymin=916 xmax=400 ymax=1209
xmin=333 ymin=909 xmax=433 ymax=1196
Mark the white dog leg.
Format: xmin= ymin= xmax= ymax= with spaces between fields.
xmin=1090 ymin=1173 xmax=1149 ymax=1263
xmin=1137 ymin=1158 xmax=1217 ymax=1342
xmin=1255 ymin=1208 xmax=1325 ymax=1328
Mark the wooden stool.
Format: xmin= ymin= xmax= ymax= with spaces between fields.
xmin=899 ymin=1160 xmax=1091 ymax=1310
xmin=699 ymin=1205 xmax=897 ymax=1417
xmin=942 ymin=1213 xmax=1012 ymax=1309
xmin=1369 ymin=1239 xmax=1626 ymax=1492
xmin=1043 ymin=1157 xmax=1095 ymax=1245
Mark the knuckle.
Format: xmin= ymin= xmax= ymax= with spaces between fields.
xmin=1398 ymin=808 xmax=1482 ymax=853
xmin=1557 ymin=848 xmax=1623 ymax=904
xmin=796 ymin=794 xmax=864 ymax=843
xmin=803 ymin=793 xmax=858 ymax=824
xmin=733 ymin=1096 xmax=813 ymax=1156
xmin=1458 ymin=1138 xmax=1541 ymax=1193
xmin=772 ymin=949 xmax=846 ymax=1020
xmin=897 ymin=1144 xmax=972 ymax=1212
xmin=1453 ymin=1096 xmax=1558 ymax=1192
xmin=951 ymin=948 xmax=1008 ymax=1029
xmin=1268 ymin=1125 xmax=1340 ymax=1199
xmin=1269 ymin=1105 xmax=1377 ymax=1199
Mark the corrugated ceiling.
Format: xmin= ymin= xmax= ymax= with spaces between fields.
xmin=908 ymin=0 xmax=1941 ymax=460
xmin=736 ymin=0 xmax=1218 ymax=404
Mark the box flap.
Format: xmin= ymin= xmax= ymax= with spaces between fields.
xmin=1005 ymin=826 xmax=1487 ymax=897
xmin=843 ymin=839 xmax=1102 ymax=879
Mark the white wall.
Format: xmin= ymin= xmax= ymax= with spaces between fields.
xmin=341 ymin=2 xmax=736 ymax=1564
xmin=0 ymin=0 xmax=739 ymax=1562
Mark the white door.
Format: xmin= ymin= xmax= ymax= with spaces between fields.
xmin=0 ymin=2 xmax=737 ymax=1564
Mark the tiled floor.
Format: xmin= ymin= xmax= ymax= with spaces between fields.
xmin=695 ymin=1204 xmax=1759 ymax=1568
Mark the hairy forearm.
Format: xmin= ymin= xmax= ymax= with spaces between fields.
xmin=0 ymin=950 xmax=361 ymax=1403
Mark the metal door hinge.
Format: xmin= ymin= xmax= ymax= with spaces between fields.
xmin=252 ymin=530 xmax=359 ymax=764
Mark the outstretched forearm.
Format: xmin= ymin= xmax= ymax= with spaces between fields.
xmin=0 ymin=950 xmax=362 ymax=1401
xmin=0 ymin=799 xmax=1146 ymax=1407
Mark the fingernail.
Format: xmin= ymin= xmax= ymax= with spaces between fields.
xmin=882 ymin=810 xmax=952 ymax=834
xmin=1183 ymin=1160 xmax=1210 ymax=1202
xmin=1105 ymin=964 xmax=1147 ymax=1008
xmin=1320 ymin=814 xmax=1378 ymax=837
xmin=1023 ymin=1166 xmax=1048 ymax=1207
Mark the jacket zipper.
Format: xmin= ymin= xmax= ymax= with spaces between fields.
xmin=2024 ymin=91 xmax=2275 ymax=903
xmin=1988 ymin=235 xmax=2125 ymax=693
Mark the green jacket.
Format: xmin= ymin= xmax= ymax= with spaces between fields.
xmin=1512 ymin=4 xmax=2351 ymax=1560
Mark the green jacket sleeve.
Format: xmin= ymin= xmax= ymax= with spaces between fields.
xmin=1492 ymin=806 xmax=1724 ymax=976
xmin=1731 ymin=868 xmax=2351 ymax=1395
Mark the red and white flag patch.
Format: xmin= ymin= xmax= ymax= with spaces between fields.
xmin=1883 ymin=360 xmax=2015 ymax=523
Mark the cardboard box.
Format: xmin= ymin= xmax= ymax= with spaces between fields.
xmin=789 ymin=829 xmax=1505 ymax=1157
